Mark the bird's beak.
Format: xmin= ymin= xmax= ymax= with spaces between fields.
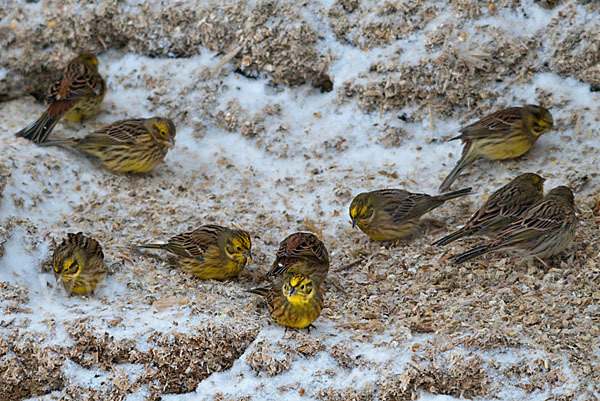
xmin=351 ymin=219 xmax=357 ymax=229
xmin=288 ymin=287 xmax=297 ymax=297
xmin=244 ymin=251 xmax=253 ymax=262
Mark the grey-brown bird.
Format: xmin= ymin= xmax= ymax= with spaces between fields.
xmin=453 ymin=186 xmax=577 ymax=267
xmin=349 ymin=187 xmax=473 ymax=241
xmin=433 ymin=173 xmax=545 ymax=246
xmin=439 ymin=105 xmax=553 ymax=192
xmin=266 ymin=232 xmax=329 ymax=285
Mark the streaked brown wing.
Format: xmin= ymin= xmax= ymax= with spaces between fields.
xmin=458 ymin=107 xmax=523 ymax=140
xmin=48 ymin=62 xmax=100 ymax=103
xmin=46 ymin=62 xmax=104 ymax=118
xmin=490 ymin=198 xmax=564 ymax=247
xmin=376 ymin=190 xmax=429 ymax=223
xmin=67 ymin=232 xmax=104 ymax=260
xmin=166 ymin=225 xmax=226 ymax=259
xmin=275 ymin=232 xmax=329 ymax=265
xmin=86 ymin=119 xmax=147 ymax=143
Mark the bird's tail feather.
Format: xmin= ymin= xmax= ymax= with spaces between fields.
xmin=437 ymin=187 xmax=473 ymax=201
xmin=266 ymin=263 xmax=288 ymax=278
xmin=246 ymin=287 xmax=269 ymax=297
xmin=15 ymin=112 xmax=59 ymax=144
xmin=432 ymin=229 xmax=468 ymax=246
xmin=136 ymin=243 xmax=168 ymax=250
xmin=439 ymin=151 xmax=477 ymax=192
xmin=453 ymin=244 xmax=490 ymax=264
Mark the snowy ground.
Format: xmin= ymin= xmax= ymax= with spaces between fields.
xmin=1 ymin=0 xmax=599 ymax=400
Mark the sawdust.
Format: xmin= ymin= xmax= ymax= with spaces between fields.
xmin=0 ymin=0 xmax=599 ymax=400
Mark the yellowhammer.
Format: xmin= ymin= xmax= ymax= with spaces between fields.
xmin=350 ymin=187 xmax=472 ymax=241
xmin=138 ymin=224 xmax=252 ymax=280
xmin=433 ymin=173 xmax=545 ymax=246
xmin=247 ymin=273 xmax=324 ymax=329
xmin=439 ymin=105 xmax=553 ymax=191
xmin=53 ymin=232 xmax=107 ymax=296
xmin=453 ymin=186 xmax=577 ymax=267
xmin=41 ymin=117 xmax=176 ymax=173
xmin=266 ymin=232 xmax=329 ymax=285
xmin=16 ymin=54 xmax=106 ymax=144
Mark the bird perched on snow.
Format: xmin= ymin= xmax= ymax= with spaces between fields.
xmin=266 ymin=232 xmax=329 ymax=286
xmin=433 ymin=173 xmax=545 ymax=246
xmin=350 ymin=187 xmax=472 ymax=241
xmin=137 ymin=224 xmax=252 ymax=280
xmin=40 ymin=117 xmax=176 ymax=173
xmin=247 ymin=272 xmax=324 ymax=330
xmin=439 ymin=105 xmax=553 ymax=192
xmin=16 ymin=54 xmax=106 ymax=144
xmin=453 ymin=186 xmax=577 ymax=267
xmin=53 ymin=232 xmax=107 ymax=296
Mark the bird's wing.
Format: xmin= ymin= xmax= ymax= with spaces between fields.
xmin=166 ymin=225 xmax=224 ymax=259
xmin=85 ymin=119 xmax=147 ymax=144
xmin=456 ymin=107 xmax=522 ymax=140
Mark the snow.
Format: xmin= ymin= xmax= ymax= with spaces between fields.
xmin=1 ymin=0 xmax=599 ymax=399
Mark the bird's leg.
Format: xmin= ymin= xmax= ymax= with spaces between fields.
xmin=535 ymin=256 xmax=551 ymax=270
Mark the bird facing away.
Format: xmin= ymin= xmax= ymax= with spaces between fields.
xmin=41 ymin=117 xmax=176 ymax=173
xmin=266 ymin=232 xmax=330 ymax=285
xmin=453 ymin=186 xmax=577 ymax=267
xmin=16 ymin=54 xmax=106 ymax=144
xmin=247 ymin=273 xmax=324 ymax=329
xmin=433 ymin=173 xmax=545 ymax=246
xmin=439 ymin=105 xmax=553 ymax=192
xmin=349 ymin=187 xmax=473 ymax=241
xmin=138 ymin=225 xmax=252 ymax=280
xmin=53 ymin=232 xmax=107 ymax=296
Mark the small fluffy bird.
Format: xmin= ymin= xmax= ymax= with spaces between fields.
xmin=266 ymin=232 xmax=329 ymax=285
xmin=439 ymin=105 xmax=553 ymax=192
xmin=349 ymin=187 xmax=472 ymax=241
xmin=247 ymin=273 xmax=324 ymax=329
xmin=138 ymin=225 xmax=252 ymax=280
xmin=433 ymin=173 xmax=545 ymax=246
xmin=16 ymin=54 xmax=106 ymax=144
xmin=41 ymin=117 xmax=176 ymax=173
xmin=53 ymin=232 xmax=107 ymax=295
xmin=453 ymin=186 xmax=577 ymax=267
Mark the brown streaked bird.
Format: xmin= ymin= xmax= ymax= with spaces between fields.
xmin=439 ymin=105 xmax=553 ymax=192
xmin=349 ymin=187 xmax=473 ymax=241
xmin=138 ymin=224 xmax=252 ymax=280
xmin=53 ymin=232 xmax=107 ymax=296
xmin=453 ymin=186 xmax=577 ymax=267
xmin=433 ymin=173 xmax=545 ymax=246
xmin=247 ymin=273 xmax=324 ymax=329
xmin=16 ymin=54 xmax=106 ymax=144
xmin=266 ymin=232 xmax=329 ymax=285
xmin=40 ymin=117 xmax=176 ymax=173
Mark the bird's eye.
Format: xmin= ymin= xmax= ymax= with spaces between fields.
xmin=160 ymin=130 xmax=167 ymax=137
xmin=65 ymin=261 xmax=78 ymax=273
xmin=236 ymin=246 xmax=242 ymax=251
xmin=300 ymin=285 xmax=305 ymax=290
